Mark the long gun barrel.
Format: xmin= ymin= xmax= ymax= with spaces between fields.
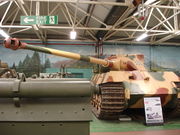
xmin=3 ymin=38 xmax=146 ymax=71
xmin=4 ymin=38 xmax=113 ymax=68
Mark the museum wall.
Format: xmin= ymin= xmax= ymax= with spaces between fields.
xmin=104 ymin=44 xmax=180 ymax=71
xmin=0 ymin=40 xmax=180 ymax=76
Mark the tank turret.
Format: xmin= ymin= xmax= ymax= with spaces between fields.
xmin=3 ymin=38 xmax=180 ymax=120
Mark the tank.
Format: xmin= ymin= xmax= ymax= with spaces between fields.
xmin=3 ymin=38 xmax=180 ymax=119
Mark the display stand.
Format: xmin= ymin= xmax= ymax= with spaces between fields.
xmin=144 ymin=97 xmax=164 ymax=126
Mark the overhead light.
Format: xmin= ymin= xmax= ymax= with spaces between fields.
xmin=70 ymin=30 xmax=77 ymax=40
xmin=0 ymin=29 xmax=10 ymax=39
xmin=0 ymin=1 xmax=8 ymax=6
xmin=136 ymin=33 xmax=148 ymax=41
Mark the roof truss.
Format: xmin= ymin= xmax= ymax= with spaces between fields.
xmin=0 ymin=0 xmax=180 ymax=45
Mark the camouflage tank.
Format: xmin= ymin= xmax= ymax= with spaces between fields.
xmin=3 ymin=38 xmax=180 ymax=119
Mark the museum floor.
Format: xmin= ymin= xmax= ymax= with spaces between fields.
xmin=90 ymin=115 xmax=180 ymax=135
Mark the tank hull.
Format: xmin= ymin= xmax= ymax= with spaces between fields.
xmin=91 ymin=71 xmax=180 ymax=119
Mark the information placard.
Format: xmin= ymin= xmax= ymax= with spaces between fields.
xmin=144 ymin=97 xmax=164 ymax=125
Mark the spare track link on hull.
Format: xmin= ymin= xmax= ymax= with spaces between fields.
xmin=92 ymin=82 xmax=126 ymax=120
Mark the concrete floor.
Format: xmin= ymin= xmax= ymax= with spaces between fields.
xmin=90 ymin=115 xmax=180 ymax=135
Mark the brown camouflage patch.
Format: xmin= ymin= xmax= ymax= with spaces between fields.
xmin=107 ymin=76 xmax=113 ymax=82
xmin=132 ymin=72 xmax=144 ymax=80
xmin=107 ymin=55 xmax=117 ymax=60
xmin=136 ymin=54 xmax=144 ymax=61
xmin=156 ymin=88 xmax=169 ymax=105
xmin=127 ymin=61 xmax=137 ymax=71
xmin=156 ymin=88 xmax=169 ymax=94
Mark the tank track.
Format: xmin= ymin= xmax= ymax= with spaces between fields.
xmin=175 ymin=82 xmax=180 ymax=116
xmin=91 ymin=82 xmax=126 ymax=120
xmin=177 ymin=98 xmax=180 ymax=113
xmin=169 ymin=82 xmax=180 ymax=117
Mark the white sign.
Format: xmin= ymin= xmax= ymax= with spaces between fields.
xmin=144 ymin=97 xmax=164 ymax=125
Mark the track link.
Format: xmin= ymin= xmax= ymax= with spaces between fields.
xmin=91 ymin=82 xmax=126 ymax=120
xmin=170 ymin=82 xmax=180 ymax=117
xmin=176 ymin=82 xmax=180 ymax=115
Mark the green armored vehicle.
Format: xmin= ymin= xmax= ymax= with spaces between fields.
xmin=3 ymin=38 xmax=180 ymax=120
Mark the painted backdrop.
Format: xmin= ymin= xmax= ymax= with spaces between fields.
xmin=0 ymin=40 xmax=180 ymax=77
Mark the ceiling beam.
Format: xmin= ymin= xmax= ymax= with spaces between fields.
xmin=8 ymin=0 xmax=129 ymax=6
xmin=173 ymin=2 xmax=179 ymax=31
xmin=83 ymin=0 xmax=97 ymax=35
xmin=14 ymin=0 xmax=45 ymax=42
xmin=147 ymin=4 xmax=180 ymax=9
xmin=150 ymin=1 xmax=172 ymax=42
xmin=152 ymin=1 xmax=180 ymax=44
xmin=156 ymin=8 xmax=174 ymax=30
xmin=0 ymin=1 xmax=9 ymax=6
xmin=129 ymin=19 xmax=144 ymax=39
xmin=63 ymin=3 xmax=74 ymax=26
xmin=151 ymin=13 xmax=172 ymax=31
xmin=38 ymin=26 xmax=174 ymax=33
xmin=152 ymin=33 xmax=180 ymax=44
xmin=10 ymin=27 xmax=31 ymax=35
xmin=149 ymin=10 xmax=180 ymax=32
xmin=8 ymin=8 xmax=20 ymax=33
xmin=1 ymin=0 xmax=180 ymax=45
xmin=0 ymin=23 xmax=175 ymax=34
xmin=61 ymin=3 xmax=97 ymax=41
xmin=96 ymin=0 xmax=131 ymax=40
xmin=0 ymin=1 xmax=13 ymax=25
xmin=103 ymin=19 xmax=135 ymax=41
xmin=69 ymin=3 xmax=107 ymax=27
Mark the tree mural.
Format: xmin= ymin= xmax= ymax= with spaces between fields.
xmin=29 ymin=51 xmax=41 ymax=76
xmin=44 ymin=58 xmax=51 ymax=69
xmin=14 ymin=52 xmax=51 ymax=77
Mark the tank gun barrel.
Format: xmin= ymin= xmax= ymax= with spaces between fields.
xmin=3 ymin=38 xmax=113 ymax=68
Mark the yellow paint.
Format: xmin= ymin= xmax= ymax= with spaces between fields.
xmin=178 ymin=92 xmax=180 ymax=98
xmin=47 ymin=48 xmax=81 ymax=60
xmin=90 ymin=57 xmax=109 ymax=67
xmin=125 ymin=89 xmax=130 ymax=100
